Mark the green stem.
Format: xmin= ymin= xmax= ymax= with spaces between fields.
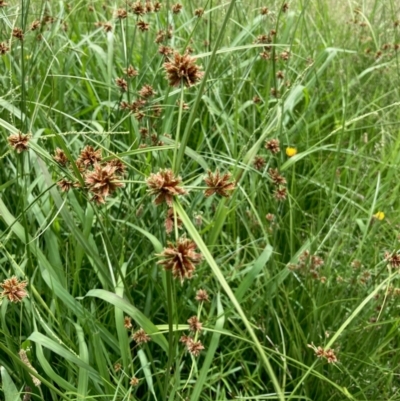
xmin=173 ymin=85 xmax=185 ymax=173
xmin=164 ymin=270 xmax=175 ymax=401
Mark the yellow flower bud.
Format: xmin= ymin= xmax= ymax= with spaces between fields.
xmin=374 ymin=211 xmax=385 ymax=221
xmin=286 ymin=147 xmax=297 ymax=157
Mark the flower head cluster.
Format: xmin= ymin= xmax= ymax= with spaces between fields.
xmin=308 ymin=343 xmax=338 ymax=363
xmin=146 ymin=169 xmax=187 ymax=206
xmin=0 ymin=276 xmax=28 ymax=302
xmin=132 ymin=328 xmax=151 ymax=344
xmin=157 ymin=237 xmax=202 ymax=282
xmin=288 ymin=250 xmax=325 ymax=282
xmin=164 ymin=52 xmax=204 ymax=87
xmin=204 ymin=170 xmax=236 ymax=198
xmin=179 ymin=335 xmax=205 ymax=357
xmin=385 ymin=251 xmax=400 ymax=268
xmin=85 ymin=163 xmax=124 ymax=204
xmin=8 ymin=132 xmax=30 ymax=153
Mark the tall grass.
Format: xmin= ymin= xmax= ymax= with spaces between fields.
xmin=1 ymin=0 xmax=400 ymax=400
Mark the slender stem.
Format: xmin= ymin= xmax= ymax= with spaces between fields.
xmin=164 ymin=270 xmax=175 ymax=401
xmin=173 ymin=85 xmax=185 ymax=173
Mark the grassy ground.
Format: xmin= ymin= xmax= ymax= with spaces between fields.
xmin=1 ymin=0 xmax=400 ymax=400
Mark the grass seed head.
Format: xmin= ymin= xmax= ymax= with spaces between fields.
xmin=146 ymin=169 xmax=187 ymax=206
xmin=157 ymin=237 xmax=202 ymax=283
xmin=204 ymin=170 xmax=236 ymax=198
xmin=0 ymin=276 xmax=28 ymax=303
xmin=164 ymin=52 xmax=204 ymax=87
xmin=8 ymin=132 xmax=30 ymax=153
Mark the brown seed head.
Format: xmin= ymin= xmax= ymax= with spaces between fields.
xmin=253 ymin=156 xmax=266 ymax=171
xmin=282 ymin=2 xmax=289 ymax=12
xmin=165 ymin=208 xmax=183 ymax=235
xmin=146 ymin=168 xmax=187 ymax=206
xmin=114 ymin=363 xmax=122 ymax=372
xmin=159 ymin=45 xmax=173 ymax=57
xmin=124 ymin=65 xmax=138 ymax=77
xmin=132 ymin=328 xmax=151 ymax=344
xmin=8 ymin=132 xmax=30 ymax=153
xmin=85 ymin=163 xmax=123 ymax=202
xmin=187 ymin=339 xmax=204 ymax=356
xmin=114 ymin=8 xmax=128 ymax=19
xmin=0 ymin=41 xmax=9 ymax=54
xmin=194 ymin=8 xmax=204 ymax=17
xmin=103 ymin=22 xmax=113 ymax=32
xmin=204 ymin=170 xmax=236 ymax=198
xmin=171 ymin=3 xmax=183 ymax=14
xmin=77 ymin=146 xmax=102 ymax=168
xmin=130 ymin=377 xmax=139 ymax=386
xmin=163 ymin=52 xmax=204 ymax=87
xmin=12 ymin=27 xmax=24 ymax=40
xmin=116 ymin=77 xmax=128 ymax=92
xmin=53 ymin=148 xmax=68 ymax=166
xmin=265 ymin=138 xmax=280 ymax=154
xmin=0 ymin=276 xmax=28 ymax=303
xmin=131 ymin=1 xmax=145 ymax=15
xmin=157 ymin=237 xmax=202 ymax=282
xmin=153 ymin=1 xmax=162 ymax=11
xmin=137 ymin=20 xmax=149 ymax=31
xmin=145 ymin=1 xmax=154 ymax=12
xmin=260 ymin=6 xmax=269 ymax=15
xmin=385 ymin=251 xmax=400 ymax=268
xmin=0 ymin=1 xmax=8 ymax=6
xmin=138 ymin=84 xmax=156 ymax=98
xmin=269 ymin=168 xmax=286 ymax=186
xmin=57 ymin=178 xmax=74 ymax=192
xmin=195 ymin=289 xmax=209 ymax=302
xmin=124 ymin=316 xmax=132 ymax=329
xmin=273 ymin=186 xmax=287 ymax=201
xmin=30 ymin=20 xmax=41 ymax=31
xmin=187 ymin=316 xmax=202 ymax=332
xmin=106 ymin=159 xmax=126 ymax=176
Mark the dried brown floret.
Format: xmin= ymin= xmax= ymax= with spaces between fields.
xmin=158 ymin=45 xmax=173 ymax=57
xmin=138 ymin=84 xmax=156 ymax=98
xmin=204 ymin=170 xmax=236 ymax=198
xmin=153 ymin=1 xmax=161 ymax=11
xmin=171 ymin=3 xmax=182 ymax=14
xmin=114 ymin=8 xmax=127 ymax=19
xmin=268 ymin=168 xmax=286 ymax=186
xmin=385 ymin=251 xmax=400 ymax=268
xmin=53 ymin=149 xmax=68 ymax=166
xmin=131 ymin=1 xmax=145 ymax=15
xmin=85 ymin=163 xmax=123 ymax=201
xmin=116 ymin=77 xmax=128 ymax=92
xmin=282 ymin=2 xmax=289 ymax=12
xmin=77 ymin=146 xmax=102 ymax=168
xmin=165 ymin=208 xmax=183 ymax=235
xmin=276 ymin=70 xmax=285 ymax=79
xmin=30 ymin=20 xmax=41 ymax=31
xmin=57 ymin=178 xmax=74 ymax=192
xmin=273 ymin=186 xmax=287 ymax=201
xmin=132 ymin=328 xmax=151 ymax=344
xmin=260 ymin=6 xmax=269 ymax=15
xmin=157 ymin=237 xmax=202 ymax=282
xmin=137 ymin=20 xmax=149 ymax=31
xmin=187 ymin=316 xmax=202 ymax=332
xmin=187 ymin=339 xmax=204 ymax=356
xmin=12 ymin=28 xmax=24 ymax=40
xmin=0 ymin=276 xmax=28 ymax=303
xmin=195 ymin=289 xmax=209 ymax=302
xmin=146 ymin=169 xmax=187 ymax=206
xmin=106 ymin=159 xmax=126 ymax=176
xmin=253 ymin=156 xmax=266 ymax=171
xmin=194 ymin=8 xmax=204 ymax=17
xmin=124 ymin=316 xmax=132 ymax=329
xmin=130 ymin=377 xmax=139 ymax=386
xmin=164 ymin=52 xmax=204 ymax=87
xmin=265 ymin=138 xmax=280 ymax=154
xmin=8 ymin=132 xmax=30 ymax=153
xmin=124 ymin=65 xmax=138 ymax=77
xmin=0 ymin=1 xmax=8 ymax=6
xmin=0 ymin=41 xmax=9 ymax=54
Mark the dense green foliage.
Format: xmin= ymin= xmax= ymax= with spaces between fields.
xmin=1 ymin=0 xmax=400 ymax=400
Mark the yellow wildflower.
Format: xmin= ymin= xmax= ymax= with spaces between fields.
xmin=373 ymin=211 xmax=385 ymax=221
xmin=286 ymin=147 xmax=297 ymax=157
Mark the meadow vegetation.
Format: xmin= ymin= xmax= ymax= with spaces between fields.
xmin=1 ymin=0 xmax=400 ymax=400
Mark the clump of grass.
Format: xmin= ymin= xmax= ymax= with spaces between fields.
xmin=1 ymin=1 xmax=400 ymax=400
